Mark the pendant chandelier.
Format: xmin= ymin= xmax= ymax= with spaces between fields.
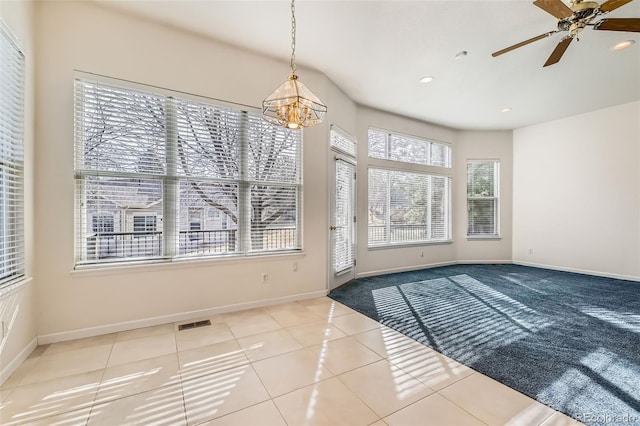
xmin=262 ymin=0 xmax=327 ymax=129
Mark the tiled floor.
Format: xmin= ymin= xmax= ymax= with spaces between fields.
xmin=0 ymin=297 xmax=583 ymax=426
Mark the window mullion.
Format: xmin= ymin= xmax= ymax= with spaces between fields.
xmin=164 ymin=97 xmax=178 ymax=257
xmin=239 ymin=111 xmax=250 ymax=252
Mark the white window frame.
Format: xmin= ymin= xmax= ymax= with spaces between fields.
xmin=0 ymin=22 xmax=25 ymax=287
xmin=367 ymin=127 xmax=451 ymax=168
xmin=467 ymin=159 xmax=500 ymax=238
xmin=367 ymin=127 xmax=452 ymax=249
xmin=74 ymin=75 xmax=303 ymax=267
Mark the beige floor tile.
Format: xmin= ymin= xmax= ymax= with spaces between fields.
xmin=263 ymin=301 xmax=314 ymax=314
xmin=224 ymin=312 xmax=282 ymax=339
xmin=176 ymin=323 xmax=235 ymax=352
xmin=116 ymin=323 xmax=175 ymax=342
xmin=330 ymin=312 xmax=382 ymax=335
xmin=268 ymin=308 xmax=324 ymax=328
xmin=286 ymin=320 xmax=348 ymax=347
xmin=237 ymin=328 xmax=303 ymax=362
xmin=95 ymin=353 xmax=181 ymax=403
xmin=25 ymin=406 xmax=92 ymax=426
xmin=108 ymin=332 xmax=176 ymax=367
xmin=439 ymin=373 xmax=555 ymax=426
xmin=199 ymin=400 xmax=286 ymax=426
xmin=320 ymin=337 xmax=382 ymax=375
xmin=19 ymin=344 xmax=112 ymax=385
xmin=178 ymin=340 xmax=249 ymax=382
xmin=43 ymin=334 xmax=116 ymax=357
xmin=182 ymin=365 xmax=270 ymax=425
xmin=353 ymin=326 xmax=425 ymax=359
xmin=0 ymin=357 xmax=39 ymax=390
xmin=0 ymin=370 xmax=102 ymax=425
xmin=295 ymin=297 xmax=334 ymax=307
xmin=252 ymin=346 xmax=334 ymax=397
xmin=274 ymin=377 xmax=379 ymax=426
xmin=369 ymin=421 xmax=388 ymax=426
xmin=304 ymin=301 xmax=356 ymax=319
xmin=386 ymin=341 xmax=474 ymax=391
xmin=540 ymin=412 xmax=584 ymax=426
xmin=88 ymin=383 xmax=186 ymax=426
xmin=338 ymin=359 xmax=435 ymax=418
xmin=385 ymin=393 xmax=486 ymax=426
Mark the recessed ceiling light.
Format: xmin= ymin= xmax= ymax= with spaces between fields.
xmin=500 ymin=107 xmax=512 ymax=113
xmin=419 ymin=76 xmax=434 ymax=84
xmin=612 ymin=40 xmax=635 ymax=51
xmin=455 ymin=51 xmax=468 ymax=60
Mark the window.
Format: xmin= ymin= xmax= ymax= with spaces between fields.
xmin=0 ymin=25 xmax=25 ymax=287
xmin=133 ymin=215 xmax=157 ymax=233
xmin=75 ymin=78 xmax=302 ymax=266
xmin=368 ymin=169 xmax=450 ymax=247
xmin=467 ymin=160 xmax=500 ymax=236
xmin=92 ymin=215 xmax=114 ymax=234
xmin=368 ymin=128 xmax=451 ymax=168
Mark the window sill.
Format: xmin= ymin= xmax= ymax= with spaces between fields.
xmin=0 ymin=276 xmax=34 ymax=297
xmin=71 ymin=250 xmax=305 ymax=276
xmin=368 ymin=240 xmax=453 ymax=250
xmin=466 ymin=235 xmax=501 ymax=241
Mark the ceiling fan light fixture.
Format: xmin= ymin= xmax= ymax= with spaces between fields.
xmin=262 ymin=0 xmax=326 ymax=129
xmin=612 ymin=39 xmax=635 ymax=51
xmin=419 ymin=76 xmax=435 ymax=84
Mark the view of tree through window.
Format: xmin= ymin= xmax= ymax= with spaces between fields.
xmin=75 ymin=79 xmax=302 ymax=265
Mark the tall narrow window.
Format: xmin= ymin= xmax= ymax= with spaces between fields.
xmin=75 ymin=78 xmax=302 ymax=266
xmin=0 ymin=25 xmax=25 ymax=287
xmin=467 ymin=160 xmax=500 ymax=236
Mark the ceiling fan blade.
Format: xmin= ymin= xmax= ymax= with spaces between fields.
xmin=533 ymin=0 xmax=573 ymax=19
xmin=599 ymin=0 xmax=634 ymax=13
xmin=543 ymin=37 xmax=573 ymax=67
xmin=492 ymin=32 xmax=556 ymax=57
xmin=595 ymin=18 xmax=640 ymax=31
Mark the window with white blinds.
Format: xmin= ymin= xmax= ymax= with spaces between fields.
xmin=467 ymin=160 xmax=499 ymax=236
xmin=75 ymin=78 xmax=302 ymax=266
xmin=0 ymin=25 xmax=25 ymax=287
xmin=330 ymin=126 xmax=357 ymax=157
xmin=368 ymin=168 xmax=450 ymax=247
xmin=368 ymin=128 xmax=451 ymax=168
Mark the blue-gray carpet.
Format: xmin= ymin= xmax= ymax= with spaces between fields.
xmin=328 ymin=264 xmax=640 ymax=426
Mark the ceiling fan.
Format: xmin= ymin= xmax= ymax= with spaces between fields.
xmin=492 ymin=0 xmax=640 ymax=66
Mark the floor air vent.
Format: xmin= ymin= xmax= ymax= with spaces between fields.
xmin=178 ymin=319 xmax=211 ymax=331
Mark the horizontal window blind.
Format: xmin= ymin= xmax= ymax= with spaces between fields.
xmin=75 ymin=78 xmax=302 ymax=266
xmin=368 ymin=128 xmax=451 ymax=168
xmin=467 ymin=160 xmax=499 ymax=236
xmin=0 ymin=25 xmax=25 ymax=286
xmin=368 ymin=168 xmax=450 ymax=247
xmin=330 ymin=126 xmax=357 ymax=157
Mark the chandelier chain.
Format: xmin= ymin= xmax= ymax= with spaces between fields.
xmin=290 ymin=0 xmax=297 ymax=74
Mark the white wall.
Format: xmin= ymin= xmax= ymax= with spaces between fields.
xmin=0 ymin=0 xmax=37 ymax=383
xmin=513 ymin=101 xmax=640 ymax=280
xmin=455 ymin=131 xmax=513 ymax=263
xmin=34 ymin=1 xmax=341 ymax=339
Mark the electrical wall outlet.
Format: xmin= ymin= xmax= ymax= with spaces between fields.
xmin=528 ymin=248 xmax=534 ymax=255
xmin=293 ymin=262 xmax=298 ymax=272
xmin=262 ymin=272 xmax=269 ymax=283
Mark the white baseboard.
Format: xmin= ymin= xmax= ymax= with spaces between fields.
xmin=356 ymin=261 xmax=456 ymax=279
xmin=456 ymin=260 xmax=513 ymax=265
xmin=0 ymin=337 xmax=37 ymax=385
xmin=513 ymin=261 xmax=640 ymax=283
xmin=38 ymin=290 xmax=328 ymax=345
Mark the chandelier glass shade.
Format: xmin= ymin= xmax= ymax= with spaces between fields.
xmin=262 ymin=0 xmax=326 ymax=129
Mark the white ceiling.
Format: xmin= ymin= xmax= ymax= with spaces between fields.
xmin=94 ymin=0 xmax=640 ymax=130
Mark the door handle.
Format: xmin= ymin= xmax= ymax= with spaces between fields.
xmin=330 ymin=226 xmax=337 ymax=231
